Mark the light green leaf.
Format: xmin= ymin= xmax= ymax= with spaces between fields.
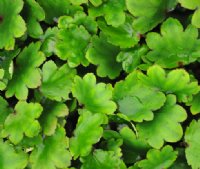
xmin=0 ymin=140 xmax=28 ymax=169
xmin=86 ymin=34 xmax=122 ymax=79
xmin=145 ymin=18 xmax=200 ymax=68
xmin=0 ymin=69 xmax=6 ymax=90
xmin=6 ymin=42 xmax=45 ymax=100
xmin=72 ymin=73 xmax=117 ymax=114
xmin=189 ymin=92 xmax=200 ymax=115
xmin=89 ymin=0 xmax=126 ymax=27
xmin=30 ymin=127 xmax=71 ymax=169
xmin=137 ymin=95 xmax=187 ymax=149
xmin=22 ymin=0 xmax=45 ymax=38
xmin=40 ymin=61 xmax=76 ymax=101
xmin=185 ymin=120 xmax=200 ymax=169
xmin=40 ymin=100 xmax=68 ymax=136
xmin=70 ymin=110 xmax=107 ymax=158
xmin=138 ymin=65 xmax=200 ymax=103
xmin=138 ymin=146 xmax=178 ymax=169
xmin=70 ymin=0 xmax=102 ymax=6
xmin=126 ymin=0 xmax=177 ymax=33
xmin=55 ymin=25 xmax=90 ymax=67
xmin=81 ymin=149 xmax=127 ymax=169
xmin=2 ymin=101 xmax=42 ymax=144
xmin=0 ymin=0 xmax=26 ymax=49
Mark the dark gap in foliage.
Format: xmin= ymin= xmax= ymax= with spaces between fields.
xmin=0 ymin=15 xmax=3 ymax=23
xmin=6 ymin=96 xmax=18 ymax=109
xmin=185 ymin=62 xmax=200 ymax=83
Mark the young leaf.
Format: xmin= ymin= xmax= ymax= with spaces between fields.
xmin=2 ymin=101 xmax=42 ymax=144
xmin=0 ymin=69 xmax=6 ymax=90
xmin=39 ymin=100 xmax=68 ymax=136
xmin=0 ymin=0 xmax=26 ymax=49
xmin=126 ymin=0 xmax=177 ymax=33
xmin=145 ymin=18 xmax=200 ymax=68
xmin=185 ymin=120 xmax=200 ymax=169
xmin=70 ymin=110 xmax=107 ymax=158
xmin=137 ymin=95 xmax=187 ymax=149
xmin=113 ymin=71 xmax=166 ymax=122
xmin=40 ymin=61 xmax=76 ymax=101
xmin=0 ymin=140 xmax=28 ymax=169
xmin=178 ymin=0 xmax=200 ymax=28
xmin=22 ymin=0 xmax=45 ymax=38
xmin=81 ymin=149 xmax=127 ymax=169
xmin=138 ymin=65 xmax=200 ymax=103
xmin=138 ymin=146 xmax=178 ymax=169
xmin=55 ymin=25 xmax=90 ymax=67
xmin=86 ymin=34 xmax=122 ymax=79
xmin=89 ymin=0 xmax=126 ymax=27
xmin=30 ymin=127 xmax=71 ymax=169
xmin=6 ymin=42 xmax=45 ymax=100
xmin=72 ymin=73 xmax=117 ymax=114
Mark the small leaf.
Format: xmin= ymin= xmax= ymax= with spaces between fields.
xmin=0 ymin=69 xmax=6 ymax=90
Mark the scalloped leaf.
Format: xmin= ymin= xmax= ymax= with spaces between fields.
xmin=70 ymin=0 xmax=102 ymax=6
xmin=72 ymin=73 xmax=117 ymax=114
xmin=40 ymin=61 xmax=76 ymax=101
xmin=185 ymin=120 xmax=200 ymax=169
xmin=1 ymin=101 xmax=42 ymax=144
xmin=22 ymin=0 xmax=45 ymax=38
xmin=138 ymin=146 xmax=178 ymax=169
xmin=81 ymin=149 xmax=127 ymax=169
xmin=0 ymin=0 xmax=26 ymax=49
xmin=137 ymin=95 xmax=187 ymax=149
xmin=113 ymin=71 xmax=166 ymax=122
xmin=126 ymin=0 xmax=177 ymax=33
xmin=6 ymin=42 xmax=45 ymax=100
xmin=0 ymin=140 xmax=28 ymax=169
xmin=89 ymin=0 xmax=126 ymax=27
xmin=138 ymin=65 xmax=200 ymax=103
xmin=30 ymin=127 xmax=71 ymax=169
xmin=86 ymin=34 xmax=122 ymax=79
xmin=189 ymin=92 xmax=200 ymax=115
xmin=70 ymin=110 xmax=107 ymax=158
xmin=145 ymin=18 xmax=200 ymax=68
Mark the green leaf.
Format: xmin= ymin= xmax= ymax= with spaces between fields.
xmin=81 ymin=149 xmax=127 ymax=169
xmin=40 ymin=100 xmax=68 ymax=136
xmin=185 ymin=120 xmax=200 ymax=169
xmin=72 ymin=73 xmax=117 ymax=114
xmin=6 ymin=42 xmax=45 ymax=100
xmin=0 ymin=140 xmax=28 ymax=169
xmin=178 ymin=0 xmax=200 ymax=28
xmin=0 ymin=69 xmax=6 ymax=90
xmin=145 ymin=18 xmax=200 ymax=68
xmin=89 ymin=0 xmax=126 ymax=27
xmin=137 ymin=95 xmax=187 ymax=149
xmin=30 ymin=127 xmax=71 ymax=169
xmin=97 ymin=17 xmax=139 ymax=48
xmin=22 ymin=0 xmax=45 ymax=38
xmin=138 ymin=146 xmax=178 ymax=169
xmin=113 ymin=71 xmax=166 ymax=122
xmin=0 ymin=96 xmax=12 ymax=131
xmin=86 ymin=34 xmax=122 ymax=79
xmin=55 ymin=25 xmax=90 ymax=67
xmin=126 ymin=0 xmax=177 ymax=33
xmin=117 ymin=45 xmax=148 ymax=73
xmin=37 ymin=0 xmax=82 ymax=24
xmin=70 ymin=110 xmax=107 ymax=158
xmin=2 ymin=101 xmax=42 ymax=144
xmin=189 ymin=92 xmax=200 ymax=115
xmin=40 ymin=61 xmax=76 ymax=101
xmin=138 ymin=65 xmax=200 ymax=103
xmin=0 ymin=0 xmax=26 ymax=49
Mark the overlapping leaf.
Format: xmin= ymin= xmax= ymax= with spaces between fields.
xmin=72 ymin=73 xmax=117 ymax=114
xmin=0 ymin=0 xmax=26 ymax=49
xmin=137 ymin=95 xmax=187 ymax=148
xmin=6 ymin=42 xmax=45 ymax=100
xmin=145 ymin=18 xmax=200 ymax=68
xmin=0 ymin=69 xmax=6 ymax=90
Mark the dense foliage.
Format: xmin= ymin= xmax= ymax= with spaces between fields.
xmin=0 ymin=0 xmax=200 ymax=168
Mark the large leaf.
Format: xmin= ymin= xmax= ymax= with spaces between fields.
xmin=137 ymin=95 xmax=187 ymax=148
xmin=0 ymin=0 xmax=26 ymax=49
xmin=72 ymin=73 xmax=117 ymax=114
xmin=6 ymin=42 xmax=45 ymax=100
xmin=145 ymin=18 xmax=200 ymax=68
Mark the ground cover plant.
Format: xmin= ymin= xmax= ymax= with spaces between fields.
xmin=1 ymin=0 xmax=200 ymax=168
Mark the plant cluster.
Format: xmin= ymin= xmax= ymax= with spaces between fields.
xmin=0 ymin=0 xmax=200 ymax=169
